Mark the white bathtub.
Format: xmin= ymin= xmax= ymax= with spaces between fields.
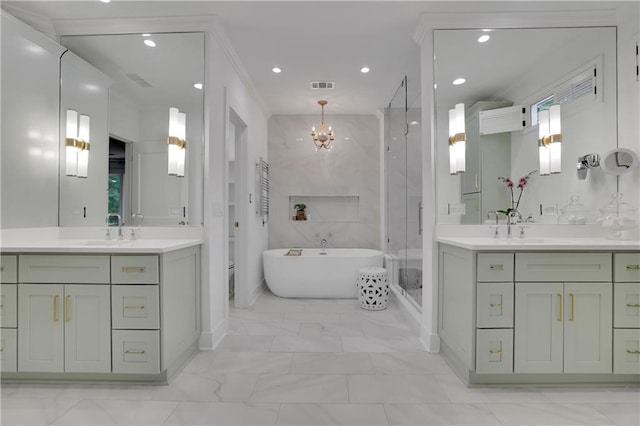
xmin=263 ymin=248 xmax=383 ymax=298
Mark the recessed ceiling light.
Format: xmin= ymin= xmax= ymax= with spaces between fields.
xmin=142 ymin=33 xmax=151 ymax=37
xmin=409 ymin=121 xmax=420 ymax=126
xmin=452 ymin=78 xmax=466 ymax=86
xmin=344 ymin=137 xmax=350 ymax=140
xmin=296 ymin=138 xmax=303 ymax=141
xmin=360 ymin=66 xmax=370 ymax=74
xmin=478 ymin=35 xmax=490 ymax=43
xmin=193 ymin=83 xmax=203 ymax=90
xmin=100 ymin=0 xmax=111 ymax=3
xmin=482 ymin=28 xmax=492 ymax=32
xmin=272 ymin=67 xmax=282 ymax=73
xmin=144 ymin=39 xmax=156 ymax=47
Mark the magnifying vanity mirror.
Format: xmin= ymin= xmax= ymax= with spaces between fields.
xmin=59 ymin=32 xmax=204 ymax=227
xmin=434 ymin=26 xmax=618 ymax=225
xmin=601 ymin=148 xmax=639 ymax=175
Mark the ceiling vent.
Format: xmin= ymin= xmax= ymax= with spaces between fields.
xmin=126 ymin=73 xmax=153 ymax=88
xmin=310 ymin=81 xmax=334 ymax=90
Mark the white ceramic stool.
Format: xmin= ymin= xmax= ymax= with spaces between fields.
xmin=357 ymin=267 xmax=389 ymax=310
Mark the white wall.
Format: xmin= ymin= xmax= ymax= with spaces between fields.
xmin=199 ymin=22 xmax=270 ymax=347
xmin=268 ymin=114 xmax=381 ymax=250
xmin=1 ymin=12 xmax=64 ymax=228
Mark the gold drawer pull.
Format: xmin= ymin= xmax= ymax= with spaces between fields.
xmin=122 ymin=266 xmax=146 ymax=273
xmin=626 ymin=265 xmax=640 ymax=271
xmin=489 ymin=349 xmax=502 ymax=355
xmin=53 ymin=295 xmax=59 ymax=322
xmin=626 ymin=303 xmax=640 ymax=308
xmin=489 ymin=264 xmax=503 ymax=271
xmin=490 ymin=303 xmax=503 ymax=308
xmin=124 ymin=305 xmax=145 ymax=310
xmin=626 ymin=350 xmax=640 ymax=355
xmin=64 ymin=295 xmax=70 ymax=323
xmin=124 ymin=350 xmax=145 ymax=355
xmin=557 ymin=294 xmax=563 ymax=322
xmin=569 ymin=293 xmax=575 ymax=322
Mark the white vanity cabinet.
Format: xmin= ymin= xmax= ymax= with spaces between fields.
xmin=514 ymin=253 xmax=612 ymax=374
xmin=613 ymin=253 xmax=640 ymax=374
xmin=1 ymin=243 xmax=201 ymax=383
xmin=438 ymin=243 xmax=639 ymax=385
xmin=17 ymin=255 xmax=111 ymax=373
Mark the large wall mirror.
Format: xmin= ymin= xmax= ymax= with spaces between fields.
xmin=59 ymin=32 xmax=204 ymax=227
xmin=434 ymin=27 xmax=617 ymax=225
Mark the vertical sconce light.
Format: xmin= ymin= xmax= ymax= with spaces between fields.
xmin=448 ymin=103 xmax=466 ymax=174
xmin=538 ymin=104 xmax=562 ymax=176
xmin=168 ymin=107 xmax=186 ymax=177
xmin=65 ymin=109 xmax=90 ymax=178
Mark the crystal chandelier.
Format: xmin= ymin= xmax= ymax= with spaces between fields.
xmin=311 ymin=100 xmax=334 ymax=150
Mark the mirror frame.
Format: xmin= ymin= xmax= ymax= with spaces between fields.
xmin=414 ymin=9 xmax=619 ymax=352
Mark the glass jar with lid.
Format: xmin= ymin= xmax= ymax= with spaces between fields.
xmin=560 ymin=195 xmax=588 ymax=224
xmin=598 ymin=192 xmax=638 ymax=239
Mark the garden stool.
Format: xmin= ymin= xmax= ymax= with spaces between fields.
xmin=356 ymin=267 xmax=389 ymax=310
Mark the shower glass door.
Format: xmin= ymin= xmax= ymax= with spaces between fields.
xmin=385 ymin=76 xmax=423 ymax=310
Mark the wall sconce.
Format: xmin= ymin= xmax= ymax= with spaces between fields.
xmin=538 ymin=104 xmax=562 ymax=176
xmin=65 ymin=109 xmax=90 ymax=178
xmin=168 ymin=107 xmax=186 ymax=177
xmin=448 ymin=103 xmax=466 ymax=174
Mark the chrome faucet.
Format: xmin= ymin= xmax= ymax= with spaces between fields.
xmin=130 ymin=213 xmax=144 ymax=240
xmin=487 ymin=211 xmax=500 ymax=238
xmin=106 ymin=213 xmax=123 ymax=240
xmin=506 ymin=210 xmax=521 ymax=238
xmin=320 ymin=238 xmax=328 ymax=252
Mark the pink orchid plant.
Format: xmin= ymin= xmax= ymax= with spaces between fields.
xmin=497 ymin=170 xmax=537 ymax=217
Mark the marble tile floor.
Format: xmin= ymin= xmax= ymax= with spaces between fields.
xmin=1 ymin=289 xmax=638 ymax=425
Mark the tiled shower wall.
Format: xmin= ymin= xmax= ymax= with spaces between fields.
xmin=268 ymin=114 xmax=380 ymax=249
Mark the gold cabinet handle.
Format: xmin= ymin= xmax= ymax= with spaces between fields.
xmin=124 ymin=305 xmax=145 ymax=310
xmin=569 ymin=293 xmax=575 ymax=322
xmin=53 ymin=295 xmax=59 ymax=322
xmin=557 ymin=293 xmax=563 ymax=322
xmin=490 ymin=303 xmax=503 ymax=308
xmin=475 ymin=173 xmax=479 ymax=188
xmin=626 ymin=350 xmax=640 ymax=354
xmin=64 ymin=295 xmax=70 ymax=323
xmin=124 ymin=350 xmax=145 ymax=355
xmin=489 ymin=264 xmax=504 ymax=271
xmin=489 ymin=349 xmax=502 ymax=354
xmin=626 ymin=304 xmax=640 ymax=308
xmin=626 ymin=265 xmax=640 ymax=271
xmin=122 ymin=266 xmax=146 ymax=273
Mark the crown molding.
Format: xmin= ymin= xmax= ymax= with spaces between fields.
xmin=413 ymin=9 xmax=618 ymax=45
xmin=1 ymin=3 xmax=56 ymax=39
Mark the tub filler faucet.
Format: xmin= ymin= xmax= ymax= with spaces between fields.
xmin=320 ymin=238 xmax=328 ymax=254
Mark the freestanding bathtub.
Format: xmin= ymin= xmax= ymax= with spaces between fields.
xmin=263 ymin=248 xmax=383 ymax=298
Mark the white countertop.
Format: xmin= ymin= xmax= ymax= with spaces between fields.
xmin=0 ymin=238 xmax=202 ymax=254
xmin=437 ymin=236 xmax=640 ymax=251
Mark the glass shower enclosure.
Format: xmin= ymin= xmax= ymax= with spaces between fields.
xmin=385 ymin=76 xmax=423 ymax=310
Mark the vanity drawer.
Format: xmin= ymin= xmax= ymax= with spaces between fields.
xmin=477 ymin=253 xmax=514 ymax=282
xmin=111 ymin=256 xmax=159 ymax=284
xmin=476 ymin=329 xmax=513 ymax=374
xmin=613 ymin=328 xmax=640 ymax=374
xmin=515 ymin=253 xmax=611 ymax=282
xmin=614 ymin=253 xmax=640 ymax=282
xmin=112 ymin=285 xmax=160 ymax=329
xmin=0 ymin=284 xmax=17 ymax=328
xmin=19 ymin=255 xmax=110 ymax=283
xmin=0 ymin=328 xmax=17 ymax=372
xmin=112 ymin=330 xmax=160 ymax=374
xmin=0 ymin=256 xmax=17 ymax=283
xmin=614 ymin=282 xmax=640 ymax=328
xmin=476 ymin=282 xmax=514 ymax=328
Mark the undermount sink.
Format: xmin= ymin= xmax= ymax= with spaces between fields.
xmin=498 ymin=238 xmax=547 ymax=243
xmin=83 ymin=240 xmax=131 ymax=246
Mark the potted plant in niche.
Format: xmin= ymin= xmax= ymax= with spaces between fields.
xmin=293 ymin=203 xmax=307 ymax=221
